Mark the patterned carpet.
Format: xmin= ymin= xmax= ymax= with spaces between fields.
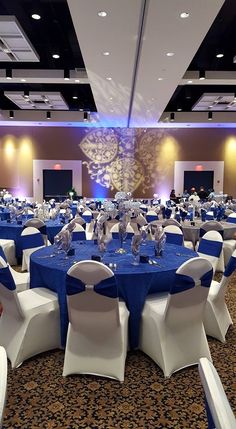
xmin=3 ymin=273 xmax=236 ymax=429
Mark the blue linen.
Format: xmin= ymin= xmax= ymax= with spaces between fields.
xmin=198 ymin=238 xmax=223 ymax=257
xmin=30 ymin=240 xmax=197 ymax=349
xmin=66 ymin=274 xmax=118 ymax=298
xmin=172 ymin=269 xmax=213 ymax=294
xmin=0 ymin=246 xmax=7 ymax=262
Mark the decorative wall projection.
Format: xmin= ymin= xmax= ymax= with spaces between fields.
xmin=80 ymin=128 xmax=176 ymax=193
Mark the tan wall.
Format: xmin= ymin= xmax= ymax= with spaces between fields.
xmin=0 ymin=126 xmax=236 ymax=198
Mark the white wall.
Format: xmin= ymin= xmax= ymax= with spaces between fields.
xmin=33 ymin=159 xmax=82 ymax=202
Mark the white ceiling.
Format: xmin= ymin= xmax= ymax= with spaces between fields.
xmin=0 ymin=0 xmax=227 ymax=127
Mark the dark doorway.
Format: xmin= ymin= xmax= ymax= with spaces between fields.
xmin=43 ymin=169 xmax=73 ymax=200
xmin=184 ymin=171 xmax=214 ymax=193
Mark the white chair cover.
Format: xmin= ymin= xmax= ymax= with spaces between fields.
xmin=0 ymin=256 xmax=60 ymax=368
xmin=140 ymin=257 xmax=213 ymax=377
xmin=63 ymin=260 xmax=129 ymax=382
xmin=21 ymin=227 xmax=45 ymax=272
xmin=163 ymin=225 xmax=183 ymax=246
xmin=0 ymin=246 xmax=29 ymax=292
xmin=198 ymin=358 xmax=236 ymax=429
xmin=203 ymin=249 xmax=236 ymax=342
xmin=0 ymin=239 xmax=16 ymax=266
xmin=198 ymin=230 xmax=223 ymax=274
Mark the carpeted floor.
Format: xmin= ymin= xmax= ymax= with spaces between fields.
xmin=3 ymin=272 xmax=236 ymax=429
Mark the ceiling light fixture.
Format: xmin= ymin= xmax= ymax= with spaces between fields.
xmin=9 ymin=110 xmax=14 ymax=119
xmin=170 ymin=112 xmax=175 ymax=121
xmin=106 ymin=77 xmax=112 ymax=81
xmin=64 ymin=69 xmax=70 ymax=80
xmin=166 ymin=52 xmax=174 ymax=57
xmin=6 ymin=69 xmax=12 ymax=80
xmin=199 ymin=70 xmax=206 ymax=80
xmin=73 ymin=96 xmax=78 ymax=100
xmin=31 ymin=13 xmax=41 ymax=20
xmin=46 ymin=111 xmax=51 ymax=120
xmin=180 ymin=12 xmax=190 ymax=18
xmin=216 ymin=53 xmax=224 ymax=58
xmin=158 ymin=77 xmax=163 ymax=81
xmin=98 ymin=11 xmax=107 ymax=17
xmin=21 ymin=79 xmax=26 ymax=82
xmin=75 ymin=79 xmax=80 ymax=83
xmin=177 ymin=107 xmax=182 ymax=111
xmin=52 ymin=54 xmax=60 ymax=59
xmin=208 ymin=111 xmax=213 ymax=121
xmin=187 ymin=80 xmax=193 ymax=84
xmin=103 ymin=51 xmax=110 ymax=56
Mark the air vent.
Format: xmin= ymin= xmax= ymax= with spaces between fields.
xmin=0 ymin=16 xmax=39 ymax=62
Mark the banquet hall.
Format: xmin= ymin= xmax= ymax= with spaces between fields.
xmin=0 ymin=0 xmax=235 ymax=428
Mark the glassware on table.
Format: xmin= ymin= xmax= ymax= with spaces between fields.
xmin=131 ymin=235 xmax=142 ymax=265
xmin=140 ymin=227 xmax=148 ymax=245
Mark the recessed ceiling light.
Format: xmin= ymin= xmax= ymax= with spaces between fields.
xmin=216 ymin=53 xmax=224 ymax=58
xmin=98 ymin=11 xmax=107 ymax=17
xmin=75 ymin=79 xmax=80 ymax=83
xmin=73 ymin=96 xmax=78 ymax=100
xmin=177 ymin=108 xmax=182 ymax=111
xmin=103 ymin=51 xmax=110 ymax=56
xmin=106 ymin=77 xmax=112 ymax=81
xmin=21 ymin=79 xmax=26 ymax=82
xmin=109 ymin=97 xmax=113 ymax=100
xmin=79 ymin=109 xmax=83 ymax=112
xmin=3 ymin=48 xmax=10 ymax=53
xmin=180 ymin=12 xmax=190 ymax=18
xmin=31 ymin=13 xmax=41 ymax=20
xmin=158 ymin=77 xmax=163 ymax=81
xmin=52 ymin=54 xmax=60 ymax=59
xmin=166 ymin=52 xmax=174 ymax=57
xmin=187 ymin=80 xmax=193 ymax=84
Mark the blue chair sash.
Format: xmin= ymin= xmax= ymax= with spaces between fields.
xmin=165 ymin=232 xmax=183 ymax=246
xmin=172 ymin=268 xmax=213 ymax=294
xmin=206 ymin=212 xmax=214 ymax=220
xmin=0 ymin=246 xmax=7 ymax=262
xmin=20 ymin=233 xmax=44 ymax=250
xmin=227 ymin=216 xmax=236 ymax=224
xmin=224 ymin=254 xmax=236 ymax=277
xmin=0 ymin=266 xmax=16 ymax=291
xmin=82 ymin=214 xmax=93 ymax=223
xmin=66 ymin=274 xmax=118 ymax=298
xmin=198 ymin=238 xmax=223 ymax=257
xmin=146 ymin=215 xmax=158 ymax=223
xmin=72 ymin=231 xmax=86 ymax=241
xmin=38 ymin=225 xmax=47 ymax=235
xmin=112 ymin=232 xmax=133 ymax=240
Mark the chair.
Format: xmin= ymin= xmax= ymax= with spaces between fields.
xmin=199 ymin=220 xmax=235 ymax=268
xmin=146 ymin=210 xmax=159 ymax=223
xmin=63 ymin=260 xmax=129 ymax=381
xmin=71 ymin=223 xmax=86 ymax=241
xmin=0 ymin=239 xmax=17 ymax=266
xmin=110 ymin=223 xmax=134 ymax=240
xmin=0 ymin=256 xmax=60 ymax=368
xmin=197 ymin=230 xmax=223 ymax=274
xmin=203 ymin=249 xmax=236 ymax=343
xmin=163 ymin=225 xmax=183 ymax=246
xmin=0 ymin=347 xmax=7 ymax=429
xmin=0 ymin=245 xmax=29 ymax=292
xmin=227 ymin=212 xmax=236 ymax=224
xmin=198 ymin=358 xmax=236 ymax=429
xmin=139 ymin=257 xmax=213 ymax=377
xmin=20 ymin=227 xmax=45 ymax=272
xmin=24 ymin=217 xmax=48 ymax=245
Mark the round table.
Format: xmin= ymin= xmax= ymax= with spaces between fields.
xmin=30 ymin=240 xmax=197 ymax=349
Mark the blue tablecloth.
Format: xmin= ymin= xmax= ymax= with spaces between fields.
xmin=0 ymin=220 xmax=63 ymax=258
xmin=30 ymin=240 xmax=197 ymax=349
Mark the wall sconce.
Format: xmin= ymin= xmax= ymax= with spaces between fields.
xmin=170 ymin=112 xmax=175 ymax=122
xmin=208 ymin=111 xmax=213 ymax=121
xmin=46 ymin=111 xmax=51 ymax=119
xmin=199 ymin=70 xmax=206 ymax=80
xmin=6 ymin=69 xmax=12 ymax=80
xmin=64 ymin=69 xmax=70 ymax=80
xmin=9 ymin=110 xmax=14 ymax=119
